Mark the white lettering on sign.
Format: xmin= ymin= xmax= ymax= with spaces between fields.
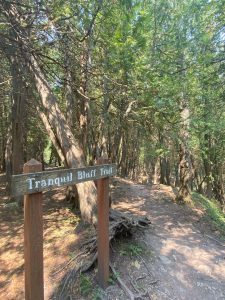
xmin=26 ymin=172 xmax=73 ymax=190
xmin=77 ymin=169 xmax=96 ymax=180
xmin=100 ymin=166 xmax=113 ymax=176
xmin=11 ymin=163 xmax=117 ymax=196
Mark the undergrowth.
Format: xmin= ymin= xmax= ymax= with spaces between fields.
xmin=192 ymin=192 xmax=225 ymax=236
xmin=119 ymin=242 xmax=144 ymax=257
xmin=78 ymin=274 xmax=107 ymax=299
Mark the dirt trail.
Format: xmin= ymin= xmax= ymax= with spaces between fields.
xmin=1 ymin=178 xmax=225 ymax=299
xmin=110 ymin=178 xmax=225 ymax=300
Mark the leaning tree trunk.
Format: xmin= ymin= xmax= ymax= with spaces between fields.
xmin=27 ymin=53 xmax=97 ymax=223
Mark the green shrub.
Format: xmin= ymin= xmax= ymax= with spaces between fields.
xmin=192 ymin=192 xmax=225 ymax=236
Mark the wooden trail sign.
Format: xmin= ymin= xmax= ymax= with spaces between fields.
xmin=15 ymin=159 xmax=116 ymax=300
xmin=11 ymin=163 xmax=116 ymax=196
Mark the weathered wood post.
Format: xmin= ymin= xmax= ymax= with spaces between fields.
xmin=23 ymin=159 xmax=44 ymax=300
xmin=97 ymin=158 xmax=110 ymax=289
xmin=11 ymin=159 xmax=116 ymax=296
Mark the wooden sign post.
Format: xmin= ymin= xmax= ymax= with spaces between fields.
xmin=23 ymin=159 xmax=44 ymax=300
xmin=97 ymin=158 xmax=110 ymax=289
xmin=11 ymin=159 xmax=116 ymax=299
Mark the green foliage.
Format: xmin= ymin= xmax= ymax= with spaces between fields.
xmin=192 ymin=193 xmax=225 ymax=235
xmin=78 ymin=274 xmax=106 ymax=298
xmin=92 ymin=288 xmax=104 ymax=300
xmin=107 ymin=275 xmax=116 ymax=285
xmin=43 ymin=139 xmax=52 ymax=164
xmin=1 ymin=0 xmax=225 ymax=205
xmin=120 ymin=242 xmax=144 ymax=257
xmin=79 ymin=274 xmax=92 ymax=297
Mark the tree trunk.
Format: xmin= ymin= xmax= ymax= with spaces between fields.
xmin=160 ymin=157 xmax=170 ymax=185
xmin=5 ymin=126 xmax=12 ymax=195
xmin=100 ymin=75 xmax=110 ymax=157
xmin=153 ymin=157 xmax=161 ymax=184
xmin=212 ymin=163 xmax=225 ymax=212
xmin=202 ymin=133 xmax=213 ymax=198
xmin=28 ymin=54 xmax=97 ymax=223
xmin=78 ymin=38 xmax=93 ymax=160
xmin=203 ymin=158 xmax=213 ymax=198
xmin=177 ymin=143 xmax=192 ymax=202
xmin=10 ymin=54 xmax=25 ymax=206
xmin=174 ymin=163 xmax=180 ymax=187
xmin=176 ymin=97 xmax=193 ymax=203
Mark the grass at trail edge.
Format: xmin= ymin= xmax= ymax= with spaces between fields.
xmin=192 ymin=192 xmax=225 ymax=237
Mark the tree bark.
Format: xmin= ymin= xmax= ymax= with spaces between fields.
xmin=153 ymin=157 xmax=161 ymax=184
xmin=212 ymin=162 xmax=225 ymax=211
xmin=10 ymin=54 xmax=25 ymax=205
xmin=160 ymin=157 xmax=170 ymax=186
xmin=176 ymin=97 xmax=193 ymax=203
xmin=28 ymin=54 xmax=97 ymax=223
xmin=5 ymin=126 xmax=12 ymax=195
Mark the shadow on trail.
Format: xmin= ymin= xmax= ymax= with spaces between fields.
xmin=0 ymin=185 xmax=83 ymax=300
xmin=109 ymin=178 xmax=225 ymax=300
xmin=49 ymin=178 xmax=225 ymax=299
xmin=1 ymin=178 xmax=225 ymax=299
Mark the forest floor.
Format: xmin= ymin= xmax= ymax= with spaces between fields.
xmin=0 ymin=177 xmax=225 ymax=299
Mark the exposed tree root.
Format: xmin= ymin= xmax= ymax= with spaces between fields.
xmin=52 ymin=209 xmax=151 ymax=299
xmin=110 ymin=263 xmax=149 ymax=300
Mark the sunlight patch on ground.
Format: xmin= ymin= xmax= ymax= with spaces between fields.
xmin=114 ymin=198 xmax=147 ymax=216
xmin=160 ymin=236 xmax=225 ymax=282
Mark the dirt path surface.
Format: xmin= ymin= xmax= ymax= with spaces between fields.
xmin=1 ymin=177 xmax=225 ymax=299
xmin=0 ymin=185 xmax=83 ymax=300
xmin=110 ymin=178 xmax=225 ymax=300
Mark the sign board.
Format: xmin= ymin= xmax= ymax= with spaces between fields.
xmin=11 ymin=164 xmax=116 ymax=196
